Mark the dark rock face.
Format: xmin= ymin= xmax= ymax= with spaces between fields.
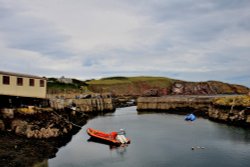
xmin=172 ymin=82 xmax=213 ymax=95
xmin=171 ymin=81 xmax=247 ymax=95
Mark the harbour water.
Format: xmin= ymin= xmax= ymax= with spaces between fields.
xmin=49 ymin=106 xmax=250 ymax=167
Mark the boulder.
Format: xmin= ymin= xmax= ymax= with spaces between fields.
xmin=1 ymin=108 xmax=14 ymax=119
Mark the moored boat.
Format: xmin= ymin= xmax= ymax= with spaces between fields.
xmin=86 ymin=128 xmax=131 ymax=145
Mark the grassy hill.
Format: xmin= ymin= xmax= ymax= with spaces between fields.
xmin=85 ymin=76 xmax=175 ymax=96
xmin=47 ymin=76 xmax=249 ymax=96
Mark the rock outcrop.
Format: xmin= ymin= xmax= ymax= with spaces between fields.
xmin=0 ymin=107 xmax=87 ymax=139
xmin=171 ymin=81 xmax=248 ymax=95
xmin=208 ymin=106 xmax=250 ymax=125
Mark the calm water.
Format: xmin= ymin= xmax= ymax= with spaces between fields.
xmin=49 ymin=106 xmax=250 ymax=167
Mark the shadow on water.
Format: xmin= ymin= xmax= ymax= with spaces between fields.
xmin=87 ymin=137 xmax=128 ymax=156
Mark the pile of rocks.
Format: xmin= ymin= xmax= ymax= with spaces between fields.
xmin=0 ymin=108 xmax=79 ymax=139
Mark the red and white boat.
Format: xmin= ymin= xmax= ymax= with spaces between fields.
xmin=86 ymin=128 xmax=131 ymax=145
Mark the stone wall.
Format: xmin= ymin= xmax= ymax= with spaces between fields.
xmin=137 ymin=96 xmax=250 ymax=127
xmin=137 ymin=96 xmax=212 ymax=115
xmin=49 ymin=97 xmax=114 ymax=112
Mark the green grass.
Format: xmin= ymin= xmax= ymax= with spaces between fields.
xmin=86 ymin=76 xmax=174 ymax=85
xmin=47 ymin=78 xmax=88 ymax=93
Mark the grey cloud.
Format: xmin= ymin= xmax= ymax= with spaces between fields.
xmin=0 ymin=0 xmax=250 ymax=87
xmin=0 ymin=4 xmax=72 ymax=58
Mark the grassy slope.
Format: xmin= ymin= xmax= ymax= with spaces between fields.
xmin=47 ymin=76 xmax=249 ymax=96
xmin=86 ymin=76 xmax=176 ymax=96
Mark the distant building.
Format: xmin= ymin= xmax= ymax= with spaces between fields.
xmin=58 ymin=76 xmax=73 ymax=84
xmin=0 ymin=71 xmax=47 ymax=99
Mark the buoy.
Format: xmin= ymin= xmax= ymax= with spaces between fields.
xmin=185 ymin=113 xmax=196 ymax=121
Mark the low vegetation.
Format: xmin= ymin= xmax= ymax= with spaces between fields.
xmin=47 ymin=78 xmax=88 ymax=94
xmin=213 ymin=95 xmax=250 ymax=107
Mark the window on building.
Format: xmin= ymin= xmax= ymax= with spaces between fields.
xmin=17 ymin=77 xmax=23 ymax=86
xmin=40 ymin=80 xmax=45 ymax=87
xmin=3 ymin=76 xmax=10 ymax=85
xmin=29 ymin=79 xmax=35 ymax=86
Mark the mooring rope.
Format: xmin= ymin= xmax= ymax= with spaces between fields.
xmin=230 ymin=98 xmax=236 ymax=113
xmin=51 ymin=110 xmax=82 ymax=128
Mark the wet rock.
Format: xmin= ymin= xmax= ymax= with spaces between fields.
xmin=1 ymin=108 xmax=14 ymax=119
xmin=11 ymin=120 xmax=28 ymax=135
xmin=0 ymin=119 xmax=5 ymax=131
xmin=246 ymin=116 xmax=250 ymax=123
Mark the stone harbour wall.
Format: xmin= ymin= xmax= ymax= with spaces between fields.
xmin=49 ymin=97 xmax=114 ymax=112
xmin=137 ymin=96 xmax=250 ymax=127
xmin=137 ymin=96 xmax=212 ymax=115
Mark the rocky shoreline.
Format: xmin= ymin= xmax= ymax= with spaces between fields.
xmin=0 ymin=96 xmax=115 ymax=138
xmin=1 ymin=94 xmax=250 ymax=166
xmin=0 ymin=95 xmax=116 ymax=167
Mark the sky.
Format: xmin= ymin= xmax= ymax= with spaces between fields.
xmin=0 ymin=0 xmax=250 ymax=87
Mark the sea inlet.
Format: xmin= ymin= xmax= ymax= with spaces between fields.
xmin=48 ymin=106 xmax=250 ymax=167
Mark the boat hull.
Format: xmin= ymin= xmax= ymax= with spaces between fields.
xmin=86 ymin=128 xmax=130 ymax=145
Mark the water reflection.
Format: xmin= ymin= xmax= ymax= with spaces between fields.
xmin=49 ymin=106 xmax=250 ymax=167
xmin=87 ymin=137 xmax=128 ymax=156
